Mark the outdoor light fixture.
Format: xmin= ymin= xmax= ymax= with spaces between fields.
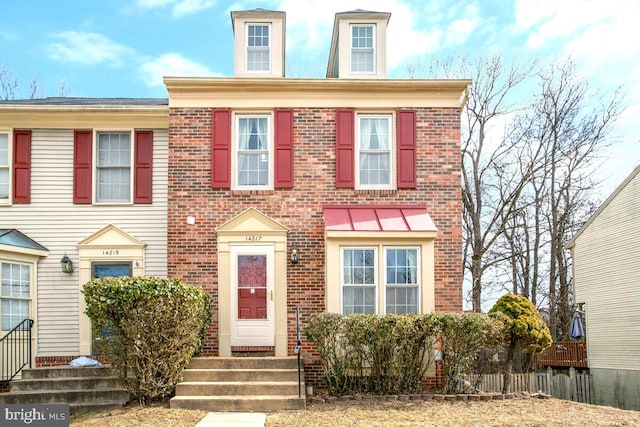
xmin=290 ymin=245 xmax=299 ymax=264
xmin=60 ymin=255 xmax=74 ymax=273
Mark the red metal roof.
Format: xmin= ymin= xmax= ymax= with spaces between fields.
xmin=323 ymin=205 xmax=437 ymax=232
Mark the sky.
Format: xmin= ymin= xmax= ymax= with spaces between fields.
xmin=1 ymin=0 xmax=638 ymax=192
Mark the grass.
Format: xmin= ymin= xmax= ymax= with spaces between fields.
xmin=70 ymin=396 xmax=640 ymax=427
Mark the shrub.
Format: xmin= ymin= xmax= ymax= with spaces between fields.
xmin=305 ymin=313 xmax=437 ymax=396
xmin=83 ymin=277 xmax=212 ymax=403
xmin=489 ymin=293 xmax=552 ymax=393
xmin=434 ymin=312 xmax=505 ymax=394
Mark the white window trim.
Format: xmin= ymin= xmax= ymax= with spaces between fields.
xmin=0 ymin=129 xmax=12 ymax=206
xmin=355 ymin=113 xmax=395 ymax=190
xmin=93 ymin=129 xmax=134 ymax=205
xmin=382 ymin=246 xmax=421 ymax=314
xmin=350 ymin=23 xmax=376 ymax=75
xmin=0 ymin=257 xmax=35 ymax=334
xmin=232 ymin=112 xmax=274 ymax=190
xmin=245 ymin=22 xmax=272 ymax=73
xmin=340 ymin=246 xmax=378 ymax=315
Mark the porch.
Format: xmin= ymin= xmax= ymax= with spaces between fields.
xmin=535 ymin=341 xmax=588 ymax=369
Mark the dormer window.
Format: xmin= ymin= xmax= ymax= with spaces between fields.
xmin=247 ymin=23 xmax=271 ymax=72
xmin=351 ymin=24 xmax=375 ymax=73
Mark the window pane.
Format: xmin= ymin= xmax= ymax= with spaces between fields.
xmin=351 ymin=25 xmax=374 ymax=73
xmin=358 ymin=117 xmax=391 ymax=186
xmin=343 ymin=286 xmax=375 ymax=314
xmin=1 ymin=263 xmax=31 ymax=330
xmin=97 ymin=133 xmax=131 ymax=202
xmin=2 ymin=299 xmax=29 ymax=330
xmin=385 ymin=249 xmax=418 ymax=314
xmin=0 ymin=134 xmax=8 ymax=165
xmin=247 ymin=24 xmax=270 ymax=71
xmin=0 ymin=169 xmax=8 ymax=199
xmin=236 ymin=117 xmax=270 ymax=187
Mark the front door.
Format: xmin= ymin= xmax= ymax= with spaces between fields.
xmin=230 ymin=245 xmax=275 ymax=347
xmin=91 ymin=262 xmax=132 ymax=354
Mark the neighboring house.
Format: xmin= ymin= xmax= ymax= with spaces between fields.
xmin=0 ymin=98 xmax=169 ymax=369
xmin=566 ymin=164 xmax=640 ymax=411
xmin=165 ymin=7 xmax=469 ymax=385
xmin=1 ymin=8 xmax=468 ymax=389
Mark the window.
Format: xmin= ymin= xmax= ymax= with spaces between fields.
xmin=342 ymin=248 xmax=376 ymax=314
xmin=1 ymin=262 xmax=30 ymax=330
xmin=357 ymin=115 xmax=392 ymax=188
xmin=96 ymin=132 xmax=131 ymax=203
xmin=351 ymin=24 xmax=375 ymax=73
xmin=385 ymin=248 xmax=419 ymax=314
xmin=0 ymin=132 xmax=8 ymax=202
xmin=235 ymin=115 xmax=271 ymax=188
xmin=247 ymin=24 xmax=270 ymax=72
xmin=340 ymin=246 xmax=420 ymax=315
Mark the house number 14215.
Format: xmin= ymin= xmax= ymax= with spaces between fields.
xmin=245 ymin=236 xmax=262 ymax=241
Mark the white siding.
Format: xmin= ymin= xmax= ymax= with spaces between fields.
xmin=0 ymin=128 xmax=168 ymax=356
xmin=573 ymin=169 xmax=640 ymax=371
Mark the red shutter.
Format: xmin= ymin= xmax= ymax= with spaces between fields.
xmin=73 ymin=130 xmax=93 ymax=204
xmin=211 ymin=109 xmax=231 ymax=188
xmin=274 ymin=108 xmax=294 ymax=188
xmin=335 ymin=108 xmax=355 ymax=188
xmin=134 ymin=130 xmax=153 ymax=204
xmin=12 ymin=130 xmax=31 ymax=204
xmin=396 ymin=109 xmax=417 ymax=188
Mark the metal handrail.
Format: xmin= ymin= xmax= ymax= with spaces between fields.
xmin=0 ymin=319 xmax=34 ymax=390
xmin=294 ymin=305 xmax=302 ymax=398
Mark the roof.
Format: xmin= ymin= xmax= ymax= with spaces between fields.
xmin=0 ymin=229 xmax=48 ymax=252
xmin=565 ymin=163 xmax=640 ymax=249
xmin=0 ymin=97 xmax=168 ymax=106
xmin=323 ymin=205 xmax=437 ymax=232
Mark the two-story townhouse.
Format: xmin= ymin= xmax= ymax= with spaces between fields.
xmin=165 ymin=8 xmax=469 ymax=386
xmin=0 ymin=98 xmax=169 ymax=373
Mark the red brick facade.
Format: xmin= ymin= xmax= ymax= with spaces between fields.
xmin=167 ymin=106 xmax=462 ymax=360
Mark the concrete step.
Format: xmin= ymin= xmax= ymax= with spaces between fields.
xmin=21 ymin=366 xmax=114 ymax=379
xmin=175 ymin=381 xmax=300 ymax=396
xmin=10 ymin=376 xmax=121 ymax=392
xmin=182 ymin=368 xmax=300 ymax=382
xmin=170 ymin=395 xmax=306 ymax=411
xmin=0 ymin=388 xmax=129 ymax=405
xmin=188 ymin=357 xmax=299 ymax=370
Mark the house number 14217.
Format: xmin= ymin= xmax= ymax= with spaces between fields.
xmin=245 ymin=236 xmax=262 ymax=241
xmin=102 ymin=250 xmax=119 ymax=255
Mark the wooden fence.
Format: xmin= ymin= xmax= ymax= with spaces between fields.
xmin=463 ymin=368 xmax=592 ymax=404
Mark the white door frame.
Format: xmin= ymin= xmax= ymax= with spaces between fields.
xmin=229 ymin=244 xmax=275 ymax=347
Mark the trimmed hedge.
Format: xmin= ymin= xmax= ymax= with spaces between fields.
xmin=83 ymin=277 xmax=212 ymax=403
xmin=306 ymin=312 xmax=504 ymax=396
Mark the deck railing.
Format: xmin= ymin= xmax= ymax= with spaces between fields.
xmin=1 ymin=319 xmax=34 ymax=390
xmin=535 ymin=341 xmax=588 ymax=368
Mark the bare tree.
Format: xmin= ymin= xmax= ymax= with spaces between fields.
xmin=1 ymin=65 xmax=66 ymax=99
xmin=525 ymin=59 xmax=622 ymax=339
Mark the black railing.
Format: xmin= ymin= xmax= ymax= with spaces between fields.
xmin=294 ymin=305 xmax=302 ymax=398
xmin=1 ymin=319 xmax=34 ymax=391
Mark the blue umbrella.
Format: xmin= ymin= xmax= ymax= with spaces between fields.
xmin=570 ymin=311 xmax=585 ymax=339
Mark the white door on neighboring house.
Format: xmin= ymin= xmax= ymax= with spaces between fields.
xmin=230 ymin=245 xmax=275 ymax=347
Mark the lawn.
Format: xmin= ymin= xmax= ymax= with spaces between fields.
xmin=70 ymin=396 xmax=640 ymax=426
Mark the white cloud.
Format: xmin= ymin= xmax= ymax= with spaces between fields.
xmin=138 ymin=53 xmax=218 ymax=87
xmin=136 ymin=0 xmax=217 ymax=17
xmin=48 ymin=31 xmax=135 ymax=66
